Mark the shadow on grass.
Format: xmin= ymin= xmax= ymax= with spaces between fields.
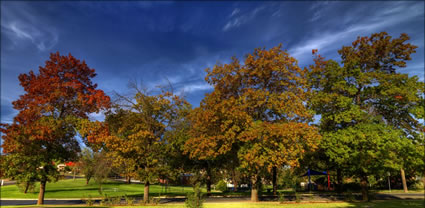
xmin=43 ymin=188 xmax=99 ymax=194
xmin=347 ymin=200 xmax=425 ymax=208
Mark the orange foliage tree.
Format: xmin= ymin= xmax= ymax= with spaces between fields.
xmin=104 ymin=84 xmax=188 ymax=203
xmin=1 ymin=52 xmax=110 ymax=205
xmin=185 ymin=45 xmax=321 ymax=201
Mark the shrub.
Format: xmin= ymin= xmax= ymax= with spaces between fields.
xmin=149 ymin=196 xmax=160 ymax=205
xmin=216 ymin=180 xmax=227 ymax=192
xmin=100 ymin=194 xmax=112 ymax=206
xmin=278 ymin=192 xmax=285 ymax=204
xmin=124 ymin=194 xmax=135 ymax=205
xmin=346 ymin=191 xmax=355 ymax=202
xmin=112 ymin=196 xmax=122 ymax=205
xmin=84 ymin=195 xmax=94 ymax=206
xmin=185 ymin=184 xmax=204 ymax=208
xmin=295 ymin=192 xmax=301 ymax=203
xmin=368 ymin=192 xmax=377 ymax=201
xmin=409 ymin=180 xmax=424 ymax=190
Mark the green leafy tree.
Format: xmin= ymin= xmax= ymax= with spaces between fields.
xmin=322 ymin=122 xmax=407 ymax=199
xmin=79 ymin=148 xmax=96 ymax=185
xmin=1 ymin=153 xmax=38 ymax=193
xmin=338 ymin=32 xmax=424 ymax=193
xmin=92 ymin=151 xmax=112 ymax=194
xmin=309 ymin=32 xmax=423 ymax=200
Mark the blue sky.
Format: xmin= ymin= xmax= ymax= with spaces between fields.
xmin=1 ymin=1 xmax=424 ymax=124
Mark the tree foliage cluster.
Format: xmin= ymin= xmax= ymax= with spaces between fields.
xmin=1 ymin=32 xmax=423 ymax=204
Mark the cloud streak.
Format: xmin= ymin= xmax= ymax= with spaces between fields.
xmin=1 ymin=2 xmax=59 ymax=51
xmin=223 ymin=6 xmax=266 ymax=31
xmin=289 ymin=1 xmax=424 ymax=64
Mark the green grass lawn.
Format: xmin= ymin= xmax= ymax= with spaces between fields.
xmin=2 ymin=178 xmax=423 ymax=200
xmin=2 ymin=200 xmax=424 ymax=208
xmin=0 ymin=178 xmax=212 ymax=199
xmin=374 ymin=189 xmax=425 ymax=194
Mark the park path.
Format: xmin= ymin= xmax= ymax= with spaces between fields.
xmin=1 ymin=193 xmax=423 ymax=206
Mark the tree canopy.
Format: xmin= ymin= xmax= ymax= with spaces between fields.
xmin=1 ymin=52 xmax=110 ymax=205
xmin=185 ymin=45 xmax=321 ymax=201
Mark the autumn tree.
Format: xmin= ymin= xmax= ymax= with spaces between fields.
xmin=309 ymin=32 xmax=423 ymax=200
xmin=162 ymin=99 xmax=222 ymax=192
xmin=0 ymin=52 xmax=110 ymax=205
xmin=108 ymin=151 xmax=138 ymax=184
xmin=185 ymin=45 xmax=321 ymax=202
xmin=104 ymin=84 xmax=187 ymax=203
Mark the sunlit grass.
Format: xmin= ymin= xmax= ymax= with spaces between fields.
xmin=0 ymin=178 xmax=210 ymax=199
xmin=2 ymin=200 xmax=425 ymax=208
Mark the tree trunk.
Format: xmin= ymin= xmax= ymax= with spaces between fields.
xmin=73 ymin=168 xmax=76 ymax=180
xmin=233 ymin=178 xmax=238 ymax=192
xmin=272 ymin=166 xmax=277 ymax=195
xmin=400 ymin=168 xmax=408 ymax=193
xmin=206 ymin=166 xmax=212 ymax=196
xmin=231 ymin=170 xmax=238 ymax=192
xmin=24 ymin=182 xmax=30 ymax=194
xmin=423 ymin=170 xmax=425 ymax=190
xmin=336 ymin=169 xmax=343 ymax=193
xmin=144 ymin=181 xmax=150 ymax=203
xmin=206 ymin=178 xmax=212 ymax=196
xmin=251 ymin=175 xmax=261 ymax=202
xmin=127 ymin=176 xmax=131 ymax=184
xmin=86 ymin=177 xmax=90 ymax=185
xmin=37 ymin=180 xmax=47 ymax=205
xmin=360 ymin=176 xmax=369 ymax=201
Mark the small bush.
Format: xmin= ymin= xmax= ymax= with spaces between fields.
xmin=149 ymin=196 xmax=160 ymax=205
xmin=100 ymin=194 xmax=111 ymax=206
xmin=111 ymin=196 xmax=122 ymax=205
xmin=295 ymin=192 xmax=301 ymax=203
xmin=185 ymin=184 xmax=204 ymax=208
xmin=410 ymin=180 xmax=424 ymax=190
xmin=368 ymin=192 xmax=377 ymax=201
xmin=278 ymin=192 xmax=285 ymax=204
xmin=124 ymin=194 xmax=135 ymax=205
xmin=84 ymin=195 xmax=94 ymax=206
xmin=216 ymin=180 xmax=227 ymax=192
xmin=346 ymin=191 xmax=355 ymax=202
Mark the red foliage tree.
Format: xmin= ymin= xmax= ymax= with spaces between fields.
xmin=1 ymin=52 xmax=110 ymax=205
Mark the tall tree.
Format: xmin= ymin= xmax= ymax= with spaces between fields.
xmin=104 ymin=84 xmax=187 ymax=203
xmin=185 ymin=45 xmax=321 ymax=202
xmin=338 ymin=32 xmax=424 ymax=193
xmin=309 ymin=32 xmax=423 ymax=200
xmin=1 ymin=52 xmax=110 ymax=205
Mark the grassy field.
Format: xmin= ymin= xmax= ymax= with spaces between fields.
xmin=0 ymin=178 xmax=212 ymax=199
xmin=2 ymin=200 xmax=425 ymax=208
xmin=2 ymin=178 xmax=423 ymax=200
xmin=374 ymin=189 xmax=425 ymax=194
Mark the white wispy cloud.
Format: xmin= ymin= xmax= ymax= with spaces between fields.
xmin=223 ymin=6 xmax=266 ymax=31
xmin=1 ymin=2 xmax=59 ymax=51
xmin=89 ymin=112 xmax=106 ymax=121
xmin=289 ymin=1 xmax=424 ymax=63
xmin=230 ymin=8 xmax=240 ymax=17
xmin=180 ymin=83 xmax=213 ymax=94
xmin=404 ymin=62 xmax=425 ymax=81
